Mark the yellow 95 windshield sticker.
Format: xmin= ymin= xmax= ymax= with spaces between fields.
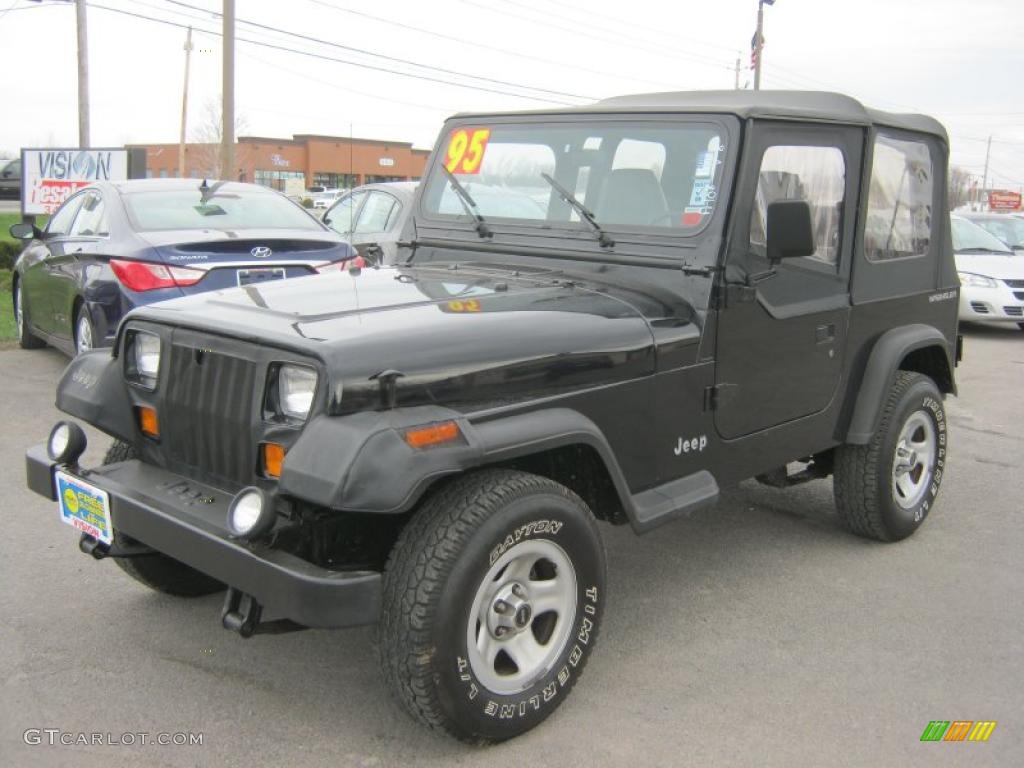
xmin=445 ymin=128 xmax=491 ymax=175
xmin=445 ymin=299 xmax=482 ymax=313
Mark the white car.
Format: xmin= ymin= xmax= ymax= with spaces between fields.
xmin=311 ymin=189 xmax=341 ymax=209
xmin=952 ymin=215 xmax=1024 ymax=329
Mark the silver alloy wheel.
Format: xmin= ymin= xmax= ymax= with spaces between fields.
xmin=75 ymin=312 xmax=93 ymax=354
xmin=15 ymin=282 xmax=24 ymax=339
xmin=466 ymin=538 xmax=577 ymax=695
xmin=891 ymin=410 xmax=936 ymax=509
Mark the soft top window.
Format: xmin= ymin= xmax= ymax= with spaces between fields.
xmin=864 ymin=135 xmax=934 ymax=262
xmin=421 ymin=120 xmax=728 ymax=234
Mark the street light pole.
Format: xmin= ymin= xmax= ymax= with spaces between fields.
xmin=75 ymin=0 xmax=90 ymax=147
xmin=221 ymin=0 xmax=235 ymax=181
xmin=179 ymin=26 xmax=193 ymax=178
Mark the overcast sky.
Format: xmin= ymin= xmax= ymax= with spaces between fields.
xmin=1 ymin=0 xmax=1022 ymax=189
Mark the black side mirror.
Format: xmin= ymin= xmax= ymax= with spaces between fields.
xmin=766 ymin=200 xmax=816 ymax=265
xmin=9 ymin=222 xmax=37 ymax=240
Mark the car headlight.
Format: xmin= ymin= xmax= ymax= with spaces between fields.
xmin=277 ymin=364 xmax=318 ymax=420
xmin=958 ymin=272 xmax=998 ymax=288
xmin=125 ymin=330 xmax=161 ymax=388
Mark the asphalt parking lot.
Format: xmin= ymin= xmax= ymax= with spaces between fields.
xmin=1 ymin=324 xmax=1021 ymax=768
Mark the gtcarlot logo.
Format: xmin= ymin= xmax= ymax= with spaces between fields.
xmin=920 ymin=720 xmax=996 ymax=742
xmin=23 ymin=729 xmax=204 ymax=747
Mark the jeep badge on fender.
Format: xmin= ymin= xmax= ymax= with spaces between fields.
xmin=25 ymin=91 xmax=959 ymax=743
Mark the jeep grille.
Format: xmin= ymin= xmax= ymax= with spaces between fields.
xmin=163 ymin=343 xmax=258 ymax=488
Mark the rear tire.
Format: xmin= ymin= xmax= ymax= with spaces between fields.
xmin=105 ymin=440 xmax=224 ymax=597
xmin=834 ymin=371 xmax=947 ymax=541
xmin=378 ymin=469 xmax=606 ymax=743
xmin=14 ymin=278 xmax=45 ymax=350
xmin=74 ymin=304 xmax=95 ymax=355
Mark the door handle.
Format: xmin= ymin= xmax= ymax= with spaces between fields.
xmin=815 ymin=323 xmax=836 ymax=343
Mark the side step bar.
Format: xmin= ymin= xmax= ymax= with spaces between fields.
xmin=630 ymin=470 xmax=720 ymax=534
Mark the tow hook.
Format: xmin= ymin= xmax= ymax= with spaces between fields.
xmin=78 ymin=533 xmax=154 ymax=560
xmin=221 ymin=588 xmax=307 ymax=638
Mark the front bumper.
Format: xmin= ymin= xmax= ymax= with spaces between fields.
xmin=26 ymin=444 xmax=381 ymax=629
xmin=959 ymin=283 xmax=1024 ymax=323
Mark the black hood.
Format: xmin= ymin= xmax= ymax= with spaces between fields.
xmin=126 ymin=263 xmax=693 ymax=413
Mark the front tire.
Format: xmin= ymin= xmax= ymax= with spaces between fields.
xmin=834 ymin=371 xmax=948 ymax=541
xmin=104 ymin=440 xmax=224 ymax=597
xmin=378 ymin=469 xmax=606 ymax=743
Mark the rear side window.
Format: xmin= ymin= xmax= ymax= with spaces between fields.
xmin=70 ymin=191 xmax=108 ymax=236
xmin=864 ymin=135 xmax=933 ymax=261
xmin=355 ymin=192 xmax=398 ymax=233
xmin=750 ymin=145 xmax=846 ymax=265
xmin=46 ymin=193 xmax=86 ymax=236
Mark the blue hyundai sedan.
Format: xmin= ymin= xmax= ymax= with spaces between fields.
xmin=10 ymin=178 xmax=356 ymax=355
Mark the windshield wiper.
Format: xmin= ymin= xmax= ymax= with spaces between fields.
xmin=442 ymin=166 xmax=491 ymax=238
xmin=541 ymin=172 xmax=614 ymax=249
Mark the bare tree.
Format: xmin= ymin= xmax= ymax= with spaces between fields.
xmin=948 ymin=165 xmax=973 ymax=209
xmin=188 ymin=98 xmax=250 ymax=180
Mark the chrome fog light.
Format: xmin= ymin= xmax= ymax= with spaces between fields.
xmin=47 ymin=421 xmax=87 ymax=464
xmin=227 ymin=486 xmax=275 ymax=539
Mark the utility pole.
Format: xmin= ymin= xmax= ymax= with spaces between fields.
xmin=221 ymin=0 xmax=235 ymax=181
xmin=75 ymin=0 xmax=90 ymax=147
xmin=734 ymin=57 xmax=741 ymax=89
xmin=179 ymin=26 xmax=193 ymax=178
xmin=980 ymin=134 xmax=992 ymax=208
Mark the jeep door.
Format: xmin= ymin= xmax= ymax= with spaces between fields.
xmin=713 ymin=123 xmax=862 ymax=439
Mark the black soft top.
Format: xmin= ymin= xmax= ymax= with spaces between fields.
xmin=453 ymin=90 xmax=947 ymax=141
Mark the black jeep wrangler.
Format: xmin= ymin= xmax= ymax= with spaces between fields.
xmin=26 ymin=91 xmax=959 ymax=743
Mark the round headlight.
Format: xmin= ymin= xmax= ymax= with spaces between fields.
xmin=227 ymin=487 xmax=275 ymax=539
xmin=47 ymin=421 xmax=88 ymax=464
xmin=278 ymin=364 xmax=318 ymax=420
xmin=133 ymin=332 xmax=162 ymax=378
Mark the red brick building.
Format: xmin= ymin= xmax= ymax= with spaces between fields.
xmin=129 ymin=134 xmax=432 ymax=191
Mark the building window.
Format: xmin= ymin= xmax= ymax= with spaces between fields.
xmin=365 ymin=174 xmax=405 ymax=184
xmin=313 ymin=172 xmax=358 ymax=190
xmin=254 ymin=169 xmax=306 ymax=192
xmin=159 ymin=169 xmax=168 ymax=178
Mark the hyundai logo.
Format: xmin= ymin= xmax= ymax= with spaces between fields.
xmin=251 ymin=246 xmax=273 ymax=258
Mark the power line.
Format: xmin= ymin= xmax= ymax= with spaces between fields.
xmin=85 ymin=3 xmax=583 ymax=106
xmin=456 ymin=0 xmax=734 ymax=75
xmin=302 ymin=0 xmax=682 ymax=90
xmin=532 ymin=0 xmax=742 ymax=56
xmin=162 ymin=0 xmax=593 ymax=102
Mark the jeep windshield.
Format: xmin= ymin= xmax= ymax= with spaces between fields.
xmin=420 ymin=120 xmax=729 ymax=238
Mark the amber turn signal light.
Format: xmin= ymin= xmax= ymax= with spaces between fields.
xmin=262 ymin=442 xmax=286 ymax=478
xmin=137 ymin=406 xmax=159 ymax=438
xmin=404 ymin=420 xmax=461 ymax=449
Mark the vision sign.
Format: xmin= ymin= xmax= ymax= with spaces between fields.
xmin=21 ymin=148 xmax=128 ymax=215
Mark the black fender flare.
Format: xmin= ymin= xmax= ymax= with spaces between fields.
xmin=55 ymin=349 xmax=136 ymax=441
xmin=280 ymin=406 xmax=638 ymax=522
xmin=845 ymin=324 xmax=954 ymax=444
